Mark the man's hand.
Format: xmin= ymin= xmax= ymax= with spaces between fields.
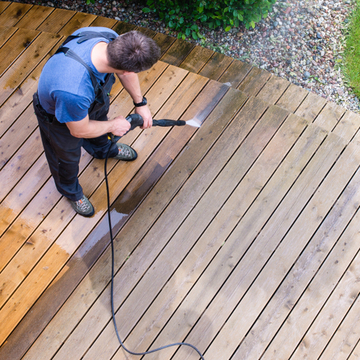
xmin=135 ymin=105 xmax=153 ymax=129
xmin=110 ymin=115 xmax=131 ymax=137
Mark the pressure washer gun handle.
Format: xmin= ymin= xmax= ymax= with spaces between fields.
xmin=126 ymin=113 xmax=144 ymax=130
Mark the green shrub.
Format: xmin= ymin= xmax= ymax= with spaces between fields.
xmin=142 ymin=0 xmax=276 ymax=40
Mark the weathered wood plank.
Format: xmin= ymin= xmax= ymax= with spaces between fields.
xmin=290 ymin=247 xmax=360 ymax=360
xmin=20 ymin=80 xmax=232 ymax=360
xmin=237 ymin=66 xmax=272 ymax=97
xmin=152 ymin=32 xmax=176 ymax=56
xmin=112 ymin=20 xmax=136 ymax=34
xmin=110 ymin=109 xmax=313 ymax=360
xmin=37 ymin=8 xmax=75 ymax=33
xmin=198 ymin=51 xmax=233 ymax=81
xmin=160 ymin=38 xmax=195 ymax=66
xmin=90 ymin=15 xmax=118 ymax=28
xmin=0 ymin=25 xmax=17 ymax=47
xmin=0 ymin=2 xmax=31 ymax=27
xmin=333 ymin=109 xmax=360 ymax=142
xmin=135 ymin=25 xmax=157 ymax=38
xmin=276 ymin=82 xmax=308 ymax=113
xmin=0 ymin=31 xmax=62 ymax=105
xmin=14 ymin=5 xmax=54 ymax=30
xmin=232 ymin=162 xmax=360 ymax=360
xmin=256 ymin=74 xmax=290 ymax=104
xmin=58 ymin=12 xmax=97 ymax=36
xmin=295 ymin=90 xmax=327 ymax=122
xmin=218 ymin=58 xmax=252 ymax=88
xmin=179 ymin=45 xmax=214 ymax=74
xmin=203 ymin=131 xmax=358 ymax=360
xmin=0 ymin=27 xmax=39 ymax=76
xmin=314 ymin=99 xmax=346 ymax=132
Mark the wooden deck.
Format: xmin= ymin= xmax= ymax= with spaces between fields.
xmin=0 ymin=1 xmax=360 ymax=359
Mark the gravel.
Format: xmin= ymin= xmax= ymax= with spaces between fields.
xmin=17 ymin=0 xmax=360 ymax=113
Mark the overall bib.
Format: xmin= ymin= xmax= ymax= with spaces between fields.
xmin=33 ymin=31 xmax=118 ymax=201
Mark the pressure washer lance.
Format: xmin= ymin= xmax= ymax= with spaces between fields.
xmin=104 ymin=113 xmax=205 ymax=360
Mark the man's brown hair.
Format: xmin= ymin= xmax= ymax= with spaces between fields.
xmin=107 ymin=31 xmax=161 ymax=73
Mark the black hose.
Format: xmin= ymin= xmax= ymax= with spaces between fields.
xmin=104 ymin=143 xmax=205 ymax=359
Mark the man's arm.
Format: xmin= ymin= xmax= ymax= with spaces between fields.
xmin=117 ymin=72 xmax=153 ymax=129
xmin=66 ymin=114 xmax=130 ymax=138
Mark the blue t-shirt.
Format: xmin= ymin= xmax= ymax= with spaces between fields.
xmin=37 ymin=27 xmax=118 ymax=123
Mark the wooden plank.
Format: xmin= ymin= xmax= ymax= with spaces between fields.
xmin=0 ymin=25 xmax=17 ymax=47
xmin=198 ymin=51 xmax=233 ymax=81
xmin=135 ymin=25 xmax=157 ymax=38
xmin=289 ymin=248 xmax=360 ymax=360
xmin=218 ymin=58 xmax=252 ymax=88
xmin=14 ymin=5 xmax=54 ymax=30
xmin=0 ymin=31 xmax=62 ymax=105
xmin=179 ymin=45 xmax=214 ymax=74
xmin=0 ymin=2 xmax=31 ymax=27
xmin=276 ymin=82 xmax=308 ymax=113
xmin=0 ymin=105 xmax=38 ymax=169
xmin=58 ymin=12 xmax=97 ymax=36
xmin=256 ymin=74 xmax=290 ymax=104
xmin=314 ymin=99 xmax=346 ymax=132
xmin=90 ymin=15 xmax=118 ymax=28
xmin=295 ymin=90 xmax=327 ymax=122
xmin=203 ymin=132 xmax=359 ymax=360
xmin=348 ymin=340 xmax=360 ymax=359
xmin=0 ymin=1 xmax=11 ymax=14
xmin=112 ymin=20 xmax=136 ymax=34
xmin=0 ymin=27 xmax=39 ymax=76
xmin=232 ymin=165 xmax=360 ymax=360
xmin=20 ymin=81 xmax=234 ymax=360
xmin=0 ymin=65 xmax=191 ymax=345
xmin=160 ymin=38 xmax=195 ymax=67
xmin=333 ymin=110 xmax=360 ymax=143
xmin=37 ymin=8 xmax=75 ymax=33
xmin=152 ymin=32 xmax=176 ymax=57
xmin=237 ymin=66 xmax=272 ymax=97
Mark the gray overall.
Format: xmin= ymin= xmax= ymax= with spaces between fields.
xmin=33 ymin=31 xmax=118 ymax=201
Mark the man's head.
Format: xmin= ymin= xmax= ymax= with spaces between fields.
xmin=107 ymin=31 xmax=161 ymax=73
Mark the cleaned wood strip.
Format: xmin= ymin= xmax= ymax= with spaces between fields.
xmin=218 ymin=59 xmax=252 ymax=88
xmin=14 ymin=5 xmax=53 ymax=30
xmin=90 ymin=15 xmax=118 ymax=28
xmin=0 ymin=105 xmax=38 ymax=169
xmin=0 ymin=1 xmax=11 ymax=13
xmin=58 ymin=12 xmax=97 ymax=36
xmin=290 ymin=245 xmax=360 ymax=360
xmin=256 ymin=74 xmax=290 ymax=104
xmin=237 ymin=66 xmax=271 ymax=97
xmin=0 ymin=2 xmax=31 ymax=27
xmin=160 ymin=123 xmax=331 ymax=360
xmin=348 ymin=338 xmax=360 ymax=359
xmin=111 ymin=109 xmax=310 ymax=360
xmin=0 ymin=65 xmax=190 ymax=344
xmin=0 ymin=31 xmax=62 ymax=106
xmin=22 ymin=82 xmax=234 ymax=360
xmin=198 ymin=51 xmax=233 ymax=81
xmin=0 ymin=25 xmax=17 ymax=47
xmin=232 ymin=165 xmax=360 ymax=360
xmin=0 ymin=27 xmax=39 ymax=76
xmin=160 ymin=38 xmax=195 ymax=66
xmin=295 ymin=90 xmax=327 ymax=122
xmin=179 ymin=45 xmax=214 ymax=74
xmin=204 ymin=132 xmax=358 ymax=360
xmin=0 ymin=63 xmax=174 ymax=303
xmin=0 ymin=38 xmax=64 ymax=137
xmin=276 ymin=82 xmax=308 ymax=113
xmin=37 ymin=8 xmax=75 ymax=32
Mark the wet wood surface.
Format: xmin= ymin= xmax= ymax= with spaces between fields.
xmin=1 ymin=3 xmax=360 ymax=360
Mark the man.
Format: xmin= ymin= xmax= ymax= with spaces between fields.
xmin=33 ymin=27 xmax=161 ymax=217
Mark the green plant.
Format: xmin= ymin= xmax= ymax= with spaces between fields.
xmin=344 ymin=0 xmax=360 ymax=98
xmin=142 ymin=0 xmax=276 ymax=40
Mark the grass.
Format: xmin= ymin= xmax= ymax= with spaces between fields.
xmin=344 ymin=0 xmax=360 ymax=98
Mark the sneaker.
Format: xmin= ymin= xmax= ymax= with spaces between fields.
xmin=70 ymin=195 xmax=95 ymax=217
xmin=114 ymin=143 xmax=137 ymax=161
